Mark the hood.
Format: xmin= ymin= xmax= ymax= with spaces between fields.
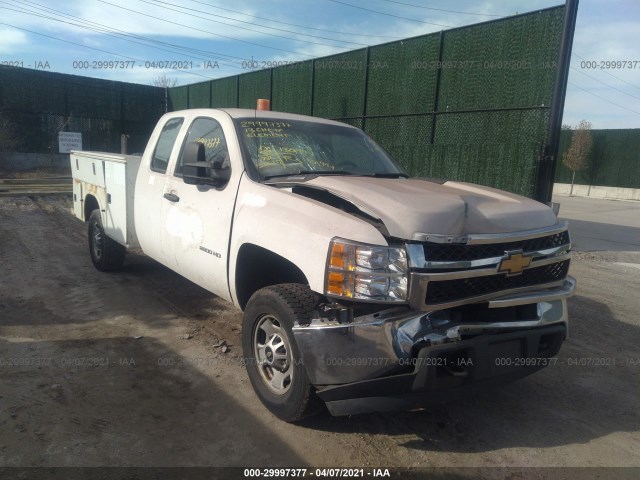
xmin=302 ymin=176 xmax=558 ymax=239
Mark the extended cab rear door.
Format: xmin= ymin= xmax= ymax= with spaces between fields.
xmin=159 ymin=111 xmax=243 ymax=302
xmin=134 ymin=115 xmax=187 ymax=263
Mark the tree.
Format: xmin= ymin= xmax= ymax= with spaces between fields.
xmin=562 ymin=120 xmax=593 ymax=195
xmin=152 ymin=74 xmax=178 ymax=88
xmin=152 ymin=75 xmax=177 ymax=113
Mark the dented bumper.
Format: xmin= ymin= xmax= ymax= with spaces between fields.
xmin=292 ymin=276 xmax=575 ymax=415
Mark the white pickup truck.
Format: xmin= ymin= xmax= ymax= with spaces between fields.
xmin=70 ymin=107 xmax=576 ymax=421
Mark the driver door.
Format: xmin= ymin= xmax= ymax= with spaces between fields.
xmin=159 ymin=115 xmax=238 ymax=301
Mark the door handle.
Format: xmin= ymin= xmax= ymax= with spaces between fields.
xmin=163 ymin=192 xmax=180 ymax=203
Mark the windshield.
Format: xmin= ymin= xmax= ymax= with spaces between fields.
xmin=235 ymin=117 xmax=407 ymax=180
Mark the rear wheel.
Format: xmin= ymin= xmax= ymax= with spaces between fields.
xmin=242 ymin=284 xmax=321 ymax=422
xmin=88 ymin=209 xmax=125 ymax=272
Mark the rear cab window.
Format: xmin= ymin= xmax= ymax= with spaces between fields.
xmin=151 ymin=117 xmax=184 ymax=173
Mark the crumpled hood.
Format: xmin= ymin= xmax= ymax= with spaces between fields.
xmin=304 ymin=176 xmax=558 ymax=239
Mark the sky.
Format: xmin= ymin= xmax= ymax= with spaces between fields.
xmin=0 ymin=0 xmax=639 ymax=129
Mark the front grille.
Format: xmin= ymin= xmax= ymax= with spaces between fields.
xmin=425 ymin=260 xmax=570 ymax=305
xmin=421 ymin=231 xmax=570 ymax=262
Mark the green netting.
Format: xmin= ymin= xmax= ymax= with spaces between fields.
xmin=17 ymin=113 xmax=118 ymax=153
xmin=271 ymin=61 xmax=313 ymax=115
xmin=428 ymin=109 xmax=549 ymax=196
xmin=312 ymin=50 xmax=367 ymax=119
xmin=0 ymin=66 xmax=165 ymax=154
xmin=164 ymin=6 xmax=565 ymax=197
xmin=188 ymin=81 xmax=211 ymax=108
xmin=66 ymin=77 xmax=121 ymax=119
xmin=438 ymin=8 xmax=563 ymax=111
xmin=168 ymin=85 xmax=189 ymax=110
xmin=337 ymin=118 xmax=363 ymax=130
xmin=434 ymin=109 xmax=548 ymax=144
xmin=211 ymin=77 xmax=238 ymax=108
xmin=85 ymin=118 xmax=117 ymax=152
xmin=365 ymin=116 xmax=431 ymax=173
xmin=2 ymin=4 xmax=567 ymax=192
xmin=0 ymin=68 xmax=66 ymax=114
xmin=123 ymin=83 xmax=165 ymax=122
xmin=125 ymin=120 xmax=158 ymax=154
xmin=422 ymin=142 xmax=539 ymax=196
xmin=555 ymin=129 xmax=640 ymax=189
xmin=238 ymin=70 xmax=271 ymax=109
xmin=35 ymin=113 xmax=68 ymax=153
xmin=366 ymin=36 xmax=439 ymax=116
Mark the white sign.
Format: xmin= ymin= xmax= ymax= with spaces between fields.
xmin=58 ymin=132 xmax=82 ymax=153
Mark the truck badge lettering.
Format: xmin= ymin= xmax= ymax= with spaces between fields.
xmin=497 ymin=250 xmax=532 ymax=276
xmin=199 ymin=246 xmax=221 ymax=258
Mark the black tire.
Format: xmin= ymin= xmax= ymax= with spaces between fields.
xmin=88 ymin=209 xmax=126 ymax=272
xmin=242 ymin=284 xmax=321 ymax=422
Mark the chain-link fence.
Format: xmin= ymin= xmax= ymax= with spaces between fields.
xmin=169 ymin=6 xmax=568 ymax=198
xmin=0 ymin=66 xmax=166 ymax=154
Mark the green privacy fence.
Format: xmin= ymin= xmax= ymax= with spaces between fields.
xmin=169 ymin=5 xmax=568 ymax=198
xmin=0 ymin=66 xmax=166 ymax=154
xmin=555 ymin=129 xmax=640 ymax=189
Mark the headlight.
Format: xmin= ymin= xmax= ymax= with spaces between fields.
xmin=325 ymin=238 xmax=408 ymax=302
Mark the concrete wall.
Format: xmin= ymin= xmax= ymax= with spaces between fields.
xmin=0 ymin=152 xmax=71 ymax=173
xmin=554 ymin=183 xmax=640 ymax=201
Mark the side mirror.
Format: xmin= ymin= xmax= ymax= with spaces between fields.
xmin=182 ymin=142 xmax=208 ymax=185
xmin=210 ymin=154 xmax=231 ymax=183
xmin=182 ymin=142 xmax=230 ymax=186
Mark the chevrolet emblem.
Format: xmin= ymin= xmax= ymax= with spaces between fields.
xmin=497 ymin=250 xmax=532 ymax=276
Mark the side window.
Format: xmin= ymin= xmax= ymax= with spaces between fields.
xmin=175 ymin=118 xmax=229 ymax=176
xmin=151 ymin=117 xmax=184 ymax=173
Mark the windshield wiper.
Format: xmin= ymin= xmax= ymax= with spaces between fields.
xmin=367 ymin=172 xmax=410 ymax=178
xmin=263 ymin=171 xmax=408 ymax=181
xmin=298 ymin=170 xmax=354 ymax=176
xmin=263 ymin=170 xmax=353 ymax=180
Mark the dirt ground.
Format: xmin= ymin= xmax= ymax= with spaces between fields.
xmin=0 ymin=195 xmax=639 ymax=476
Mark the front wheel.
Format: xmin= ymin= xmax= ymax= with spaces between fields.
xmin=88 ymin=209 xmax=126 ymax=272
xmin=242 ymin=284 xmax=321 ymax=422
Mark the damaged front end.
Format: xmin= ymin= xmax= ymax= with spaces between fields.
xmin=293 ymin=222 xmax=576 ymax=416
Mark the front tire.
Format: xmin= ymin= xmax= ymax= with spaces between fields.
xmin=88 ymin=209 xmax=126 ymax=272
xmin=242 ymin=284 xmax=321 ymax=422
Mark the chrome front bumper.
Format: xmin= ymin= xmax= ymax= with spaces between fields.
xmin=293 ymin=276 xmax=576 ymax=387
